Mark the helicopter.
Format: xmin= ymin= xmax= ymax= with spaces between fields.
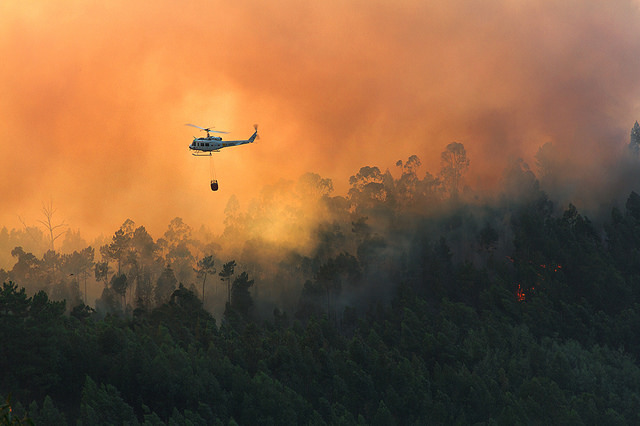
xmin=186 ymin=123 xmax=258 ymax=191
xmin=186 ymin=123 xmax=258 ymax=156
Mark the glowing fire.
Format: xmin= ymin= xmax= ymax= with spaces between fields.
xmin=510 ymin=257 xmax=562 ymax=301
xmin=516 ymin=284 xmax=526 ymax=302
xmin=516 ymin=283 xmax=536 ymax=302
xmin=539 ymin=263 xmax=563 ymax=272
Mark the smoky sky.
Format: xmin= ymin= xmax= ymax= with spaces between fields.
xmin=1 ymin=0 xmax=640 ymax=239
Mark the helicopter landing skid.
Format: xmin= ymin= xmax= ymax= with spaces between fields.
xmin=191 ymin=151 xmax=219 ymax=156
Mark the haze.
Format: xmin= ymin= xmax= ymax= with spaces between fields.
xmin=2 ymin=0 xmax=640 ymax=240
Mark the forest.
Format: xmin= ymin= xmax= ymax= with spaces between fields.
xmin=2 ymin=122 xmax=640 ymax=424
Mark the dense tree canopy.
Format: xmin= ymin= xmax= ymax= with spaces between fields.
xmin=3 ymin=127 xmax=640 ymax=424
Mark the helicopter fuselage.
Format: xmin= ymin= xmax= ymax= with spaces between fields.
xmin=190 ymin=137 xmax=224 ymax=153
xmin=189 ymin=128 xmax=258 ymax=155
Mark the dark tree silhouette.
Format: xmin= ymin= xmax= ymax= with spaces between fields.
xmin=101 ymin=221 xmax=134 ymax=275
xmin=94 ymin=261 xmax=109 ymax=288
xmin=348 ymin=166 xmax=388 ymax=212
xmin=155 ymin=266 xmax=177 ymax=305
xmin=395 ymin=155 xmax=422 ymax=207
xmin=315 ymin=253 xmax=361 ymax=319
xmin=110 ymin=274 xmax=128 ymax=310
xmin=9 ymin=247 xmax=42 ymax=291
xmin=295 ymin=172 xmax=334 ymax=199
xmin=195 ymin=255 xmax=216 ymax=304
xmin=229 ymin=271 xmax=254 ymax=319
xmin=626 ymin=191 xmax=640 ymax=221
xmin=63 ymin=247 xmax=94 ymax=304
xmin=160 ymin=218 xmax=195 ymax=286
xmin=439 ymin=142 xmax=469 ymax=197
xmin=219 ymin=260 xmax=236 ymax=305
xmin=629 ymin=121 xmax=640 ymax=155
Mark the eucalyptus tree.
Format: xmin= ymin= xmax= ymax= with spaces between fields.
xmin=439 ymin=142 xmax=469 ymax=198
xmin=159 ymin=218 xmax=196 ymax=287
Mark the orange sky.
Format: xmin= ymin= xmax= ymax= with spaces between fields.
xmin=2 ymin=0 xmax=640 ymax=241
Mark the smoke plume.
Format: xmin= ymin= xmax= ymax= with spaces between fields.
xmin=1 ymin=0 xmax=639 ymax=239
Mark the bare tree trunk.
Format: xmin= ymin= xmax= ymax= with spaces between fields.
xmin=202 ymin=273 xmax=207 ymax=304
xmin=38 ymin=200 xmax=67 ymax=251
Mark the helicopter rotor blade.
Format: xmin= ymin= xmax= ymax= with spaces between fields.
xmin=185 ymin=123 xmax=229 ymax=134
xmin=186 ymin=123 xmax=206 ymax=130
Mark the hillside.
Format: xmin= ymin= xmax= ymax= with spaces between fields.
xmin=3 ymin=139 xmax=640 ymax=424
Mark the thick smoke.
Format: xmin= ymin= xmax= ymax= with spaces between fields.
xmin=1 ymin=1 xmax=640 ymax=238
